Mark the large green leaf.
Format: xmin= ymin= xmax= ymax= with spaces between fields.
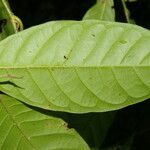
xmin=83 ymin=0 xmax=115 ymax=21
xmin=0 ymin=94 xmax=90 ymax=150
xmin=0 ymin=20 xmax=149 ymax=113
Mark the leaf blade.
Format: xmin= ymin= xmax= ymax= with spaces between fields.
xmin=0 ymin=20 xmax=149 ymax=113
xmin=0 ymin=94 xmax=90 ymax=150
xmin=83 ymin=0 xmax=115 ymax=21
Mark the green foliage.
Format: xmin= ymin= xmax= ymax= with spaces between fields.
xmin=0 ymin=20 xmax=149 ymax=113
xmin=0 ymin=94 xmax=90 ymax=150
xmin=0 ymin=0 xmax=23 ymax=40
xmin=83 ymin=0 xmax=115 ymax=21
xmin=0 ymin=0 xmax=149 ymax=149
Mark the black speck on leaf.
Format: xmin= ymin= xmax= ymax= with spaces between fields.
xmin=64 ymin=55 xmax=68 ymax=60
xmin=63 ymin=122 xmax=70 ymax=129
xmin=92 ymin=34 xmax=95 ymax=37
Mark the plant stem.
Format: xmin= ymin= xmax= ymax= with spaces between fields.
xmin=121 ymin=0 xmax=130 ymax=23
xmin=0 ymin=0 xmax=23 ymax=40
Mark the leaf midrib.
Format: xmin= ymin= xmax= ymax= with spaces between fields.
xmin=0 ymin=65 xmax=149 ymax=69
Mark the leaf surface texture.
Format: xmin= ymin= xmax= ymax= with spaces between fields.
xmin=0 ymin=20 xmax=149 ymax=113
xmin=0 ymin=94 xmax=89 ymax=150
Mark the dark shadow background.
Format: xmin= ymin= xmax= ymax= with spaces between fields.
xmin=8 ymin=0 xmax=150 ymax=149
xmin=9 ymin=0 xmax=150 ymax=29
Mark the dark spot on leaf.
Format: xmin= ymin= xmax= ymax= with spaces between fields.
xmin=111 ymin=6 xmax=115 ymax=9
xmin=92 ymin=34 xmax=95 ymax=37
xmin=45 ymin=121 xmax=51 ymax=127
xmin=64 ymin=55 xmax=68 ymax=60
xmin=63 ymin=122 xmax=70 ymax=129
